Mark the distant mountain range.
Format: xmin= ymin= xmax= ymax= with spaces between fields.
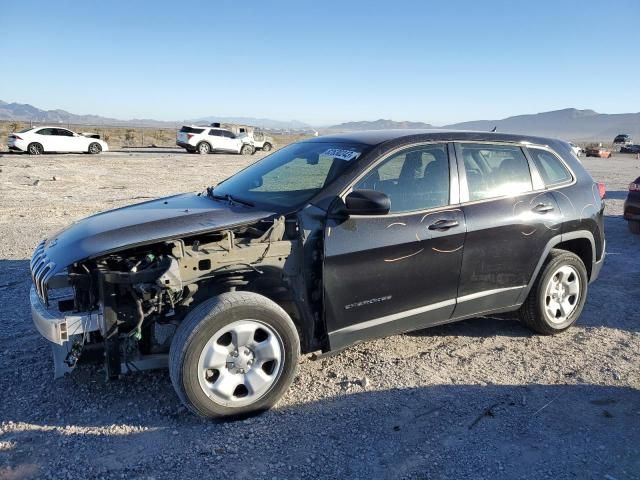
xmin=190 ymin=116 xmax=311 ymax=131
xmin=2 ymin=100 xmax=639 ymax=140
xmin=0 ymin=100 xmax=177 ymax=127
xmin=444 ymin=108 xmax=640 ymax=140
xmin=0 ymin=100 xmax=312 ymax=131
xmin=328 ymin=109 xmax=640 ymax=141
xmin=327 ymin=119 xmax=433 ymax=131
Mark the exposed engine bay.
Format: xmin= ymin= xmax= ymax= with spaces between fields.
xmin=48 ymin=215 xmax=321 ymax=378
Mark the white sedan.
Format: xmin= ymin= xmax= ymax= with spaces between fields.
xmin=7 ymin=126 xmax=109 ymax=155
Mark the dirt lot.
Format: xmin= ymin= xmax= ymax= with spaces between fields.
xmin=0 ymin=148 xmax=638 ymax=480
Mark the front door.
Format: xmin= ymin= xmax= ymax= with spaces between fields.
xmin=324 ymin=143 xmax=466 ymax=350
xmin=53 ymin=128 xmax=79 ymax=152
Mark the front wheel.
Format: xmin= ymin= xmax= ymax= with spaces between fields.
xmin=519 ymin=249 xmax=588 ymax=335
xmin=88 ymin=142 xmax=102 ymax=154
xmin=629 ymin=220 xmax=640 ymax=234
xmin=169 ymin=292 xmax=300 ymax=418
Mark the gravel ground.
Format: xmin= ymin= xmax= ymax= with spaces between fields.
xmin=0 ymin=148 xmax=639 ymax=480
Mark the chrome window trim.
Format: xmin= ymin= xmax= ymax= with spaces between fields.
xmin=454 ymin=141 xmax=577 ymax=207
xmin=338 ymin=141 xmax=460 ymax=218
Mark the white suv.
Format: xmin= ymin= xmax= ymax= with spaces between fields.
xmin=176 ymin=126 xmax=255 ymax=155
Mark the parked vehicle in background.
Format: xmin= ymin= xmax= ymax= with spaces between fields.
xmin=620 ymin=144 xmax=640 ymax=154
xmin=624 ymin=177 xmax=640 ymax=234
xmin=613 ymin=134 xmax=632 ymax=145
xmin=29 ymin=130 xmax=605 ymax=418
xmin=7 ymin=126 xmax=109 ymax=155
xmin=585 ymin=146 xmax=612 ymax=158
xmin=249 ymin=131 xmax=275 ymax=152
xmin=176 ymin=125 xmax=255 ymax=155
xmin=569 ymin=142 xmax=583 ymax=157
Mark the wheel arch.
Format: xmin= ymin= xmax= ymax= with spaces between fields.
xmin=517 ymin=230 xmax=596 ymax=305
xmin=189 ymin=267 xmax=316 ymax=355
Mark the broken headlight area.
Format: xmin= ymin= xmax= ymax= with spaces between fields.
xmin=34 ymin=216 xmax=300 ymax=378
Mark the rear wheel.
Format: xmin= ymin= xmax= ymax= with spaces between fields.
xmin=262 ymin=142 xmax=272 ymax=152
xmin=27 ymin=143 xmax=43 ymax=155
xmin=240 ymin=144 xmax=255 ymax=155
xmin=519 ymin=249 xmax=588 ymax=335
xmin=169 ymin=292 xmax=300 ymax=418
xmin=197 ymin=142 xmax=211 ymax=155
xmin=629 ymin=220 xmax=640 ymax=234
xmin=88 ymin=142 xmax=102 ymax=154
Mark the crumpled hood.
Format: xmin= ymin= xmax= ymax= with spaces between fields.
xmin=41 ymin=192 xmax=275 ymax=269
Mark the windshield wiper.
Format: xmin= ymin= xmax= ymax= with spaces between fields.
xmin=206 ymin=188 xmax=254 ymax=207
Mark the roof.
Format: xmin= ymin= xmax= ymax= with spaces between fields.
xmin=303 ymin=129 xmax=561 ymax=147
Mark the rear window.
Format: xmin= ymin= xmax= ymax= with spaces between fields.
xmin=528 ymin=148 xmax=572 ymax=185
xmin=17 ymin=127 xmax=35 ymax=133
xmin=180 ymin=126 xmax=205 ymax=134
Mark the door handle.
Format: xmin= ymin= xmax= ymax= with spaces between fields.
xmin=532 ymin=203 xmax=554 ymax=213
xmin=428 ymin=219 xmax=460 ymax=231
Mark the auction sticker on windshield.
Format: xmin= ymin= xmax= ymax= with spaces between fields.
xmin=323 ymin=148 xmax=361 ymax=161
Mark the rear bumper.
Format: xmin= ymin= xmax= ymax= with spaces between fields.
xmin=590 ymin=244 xmax=605 ymax=283
xmin=176 ymin=141 xmax=194 ymax=150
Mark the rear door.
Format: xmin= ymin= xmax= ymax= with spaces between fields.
xmin=33 ymin=128 xmax=57 ymax=151
xmin=453 ymin=142 xmax=562 ymax=317
xmin=324 ymin=143 xmax=466 ymax=349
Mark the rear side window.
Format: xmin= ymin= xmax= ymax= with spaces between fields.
xmin=459 ymin=144 xmax=532 ymax=201
xmin=179 ymin=126 xmax=204 ymax=134
xmin=209 ymin=130 xmax=223 ymax=137
xmin=528 ymin=148 xmax=572 ymax=186
xmin=36 ymin=128 xmax=54 ymax=135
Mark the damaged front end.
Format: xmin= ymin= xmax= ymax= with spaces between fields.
xmin=30 ymin=215 xmax=304 ymax=378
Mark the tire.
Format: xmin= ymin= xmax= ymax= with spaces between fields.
xmin=197 ymin=142 xmax=211 ymax=155
xmin=88 ymin=142 xmax=102 ymax=154
xmin=169 ymin=292 xmax=300 ymax=418
xmin=262 ymin=142 xmax=272 ymax=152
xmin=519 ymin=249 xmax=588 ymax=335
xmin=240 ymin=144 xmax=254 ymax=155
xmin=629 ymin=220 xmax=640 ymax=234
xmin=27 ymin=143 xmax=43 ymax=155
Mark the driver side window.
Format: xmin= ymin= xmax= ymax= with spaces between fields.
xmin=354 ymin=144 xmax=450 ymax=213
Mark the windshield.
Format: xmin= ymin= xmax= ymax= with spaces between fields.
xmin=212 ymin=142 xmax=369 ymax=211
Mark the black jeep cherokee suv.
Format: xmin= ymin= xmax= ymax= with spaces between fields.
xmin=30 ymin=130 xmax=605 ymax=417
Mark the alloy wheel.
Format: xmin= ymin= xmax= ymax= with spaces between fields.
xmin=544 ymin=264 xmax=581 ymax=323
xmin=197 ymin=320 xmax=285 ymax=407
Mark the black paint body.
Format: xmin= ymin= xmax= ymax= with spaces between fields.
xmin=40 ymin=130 xmax=606 ymax=354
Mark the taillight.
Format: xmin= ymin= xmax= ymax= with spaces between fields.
xmin=187 ymin=134 xmax=194 ymax=140
xmin=597 ymin=182 xmax=606 ymax=199
xmin=629 ymin=182 xmax=640 ymax=192
xmin=9 ymin=134 xmax=21 ymax=140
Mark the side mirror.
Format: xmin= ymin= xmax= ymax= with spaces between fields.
xmin=343 ymin=189 xmax=390 ymax=216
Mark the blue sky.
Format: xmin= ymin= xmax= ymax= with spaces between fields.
xmin=1 ymin=0 xmax=638 ymax=125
